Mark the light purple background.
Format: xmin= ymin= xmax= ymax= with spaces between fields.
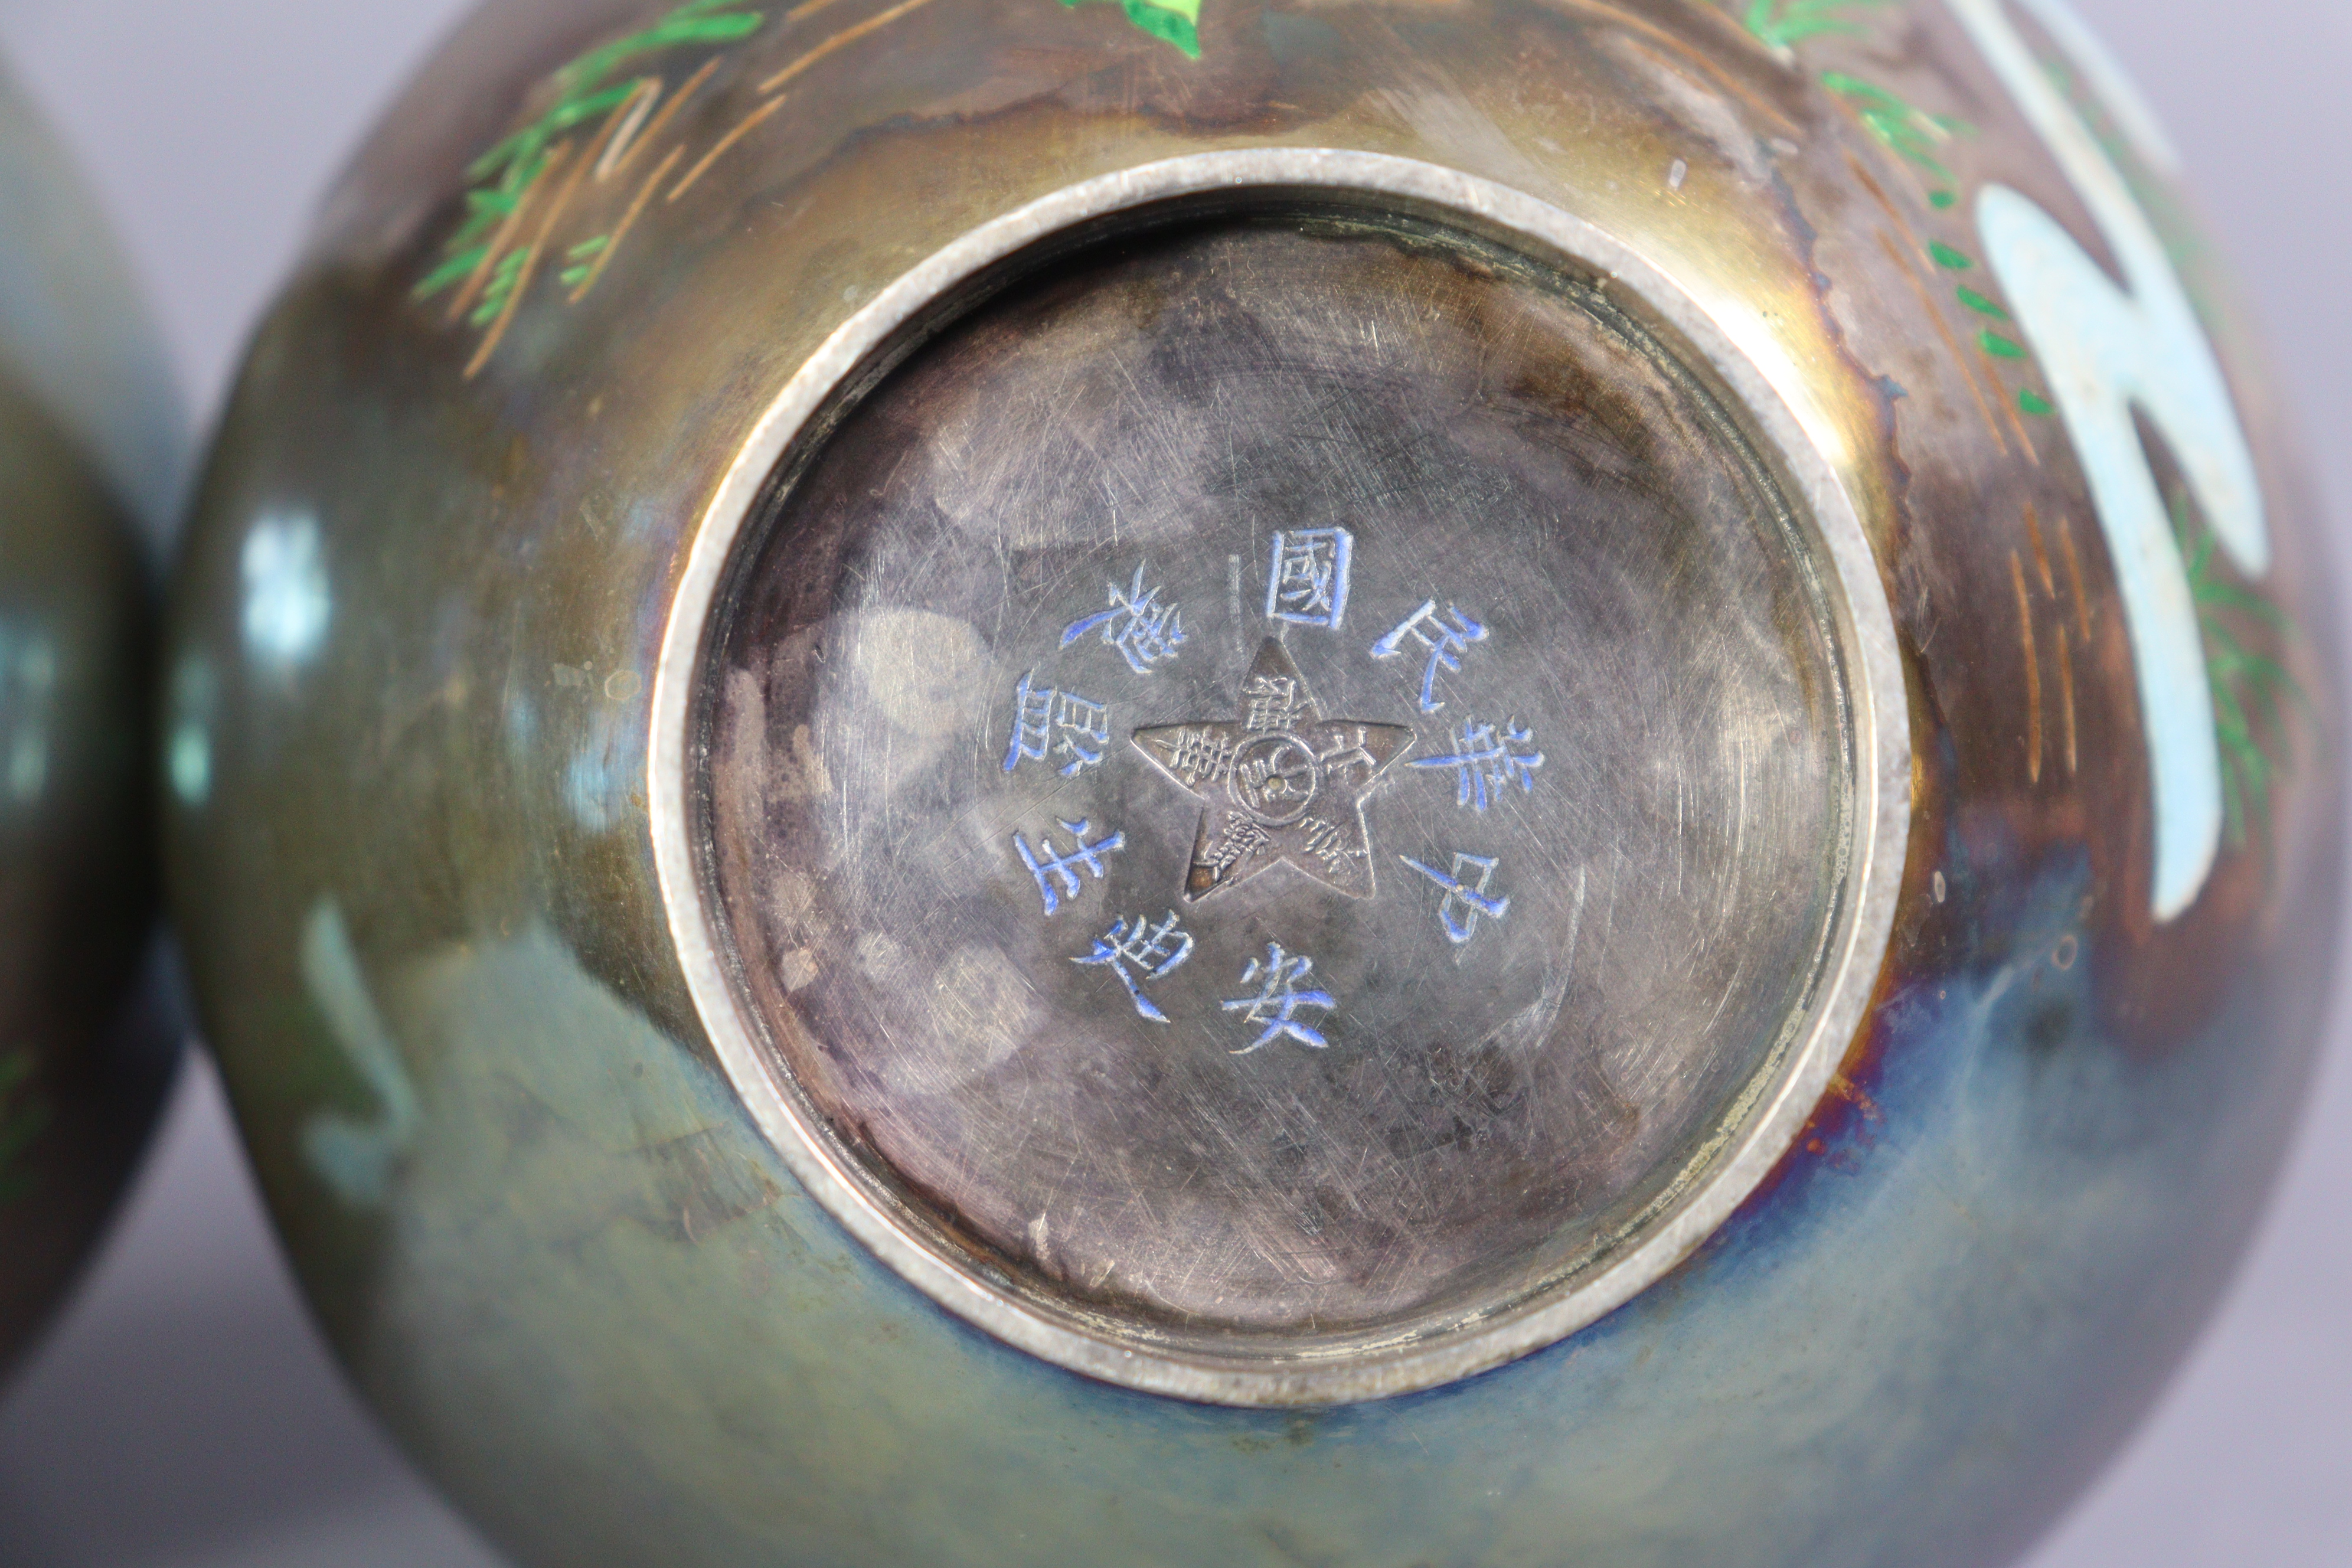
xmin=0 ymin=2 xmax=2340 ymax=1563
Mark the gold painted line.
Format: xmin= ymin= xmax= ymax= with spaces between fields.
xmin=466 ymin=141 xmax=585 ymax=379
xmin=2000 ymin=371 xmax=2040 ymax=466
xmin=446 ymin=156 xmax=553 ymax=326
xmin=572 ymin=143 xmax=684 ymax=303
xmin=1877 ymin=227 xmax=2007 ymax=455
xmin=2057 ymin=510 xmax=2093 ymax=641
xmin=593 ymin=77 xmax=663 ymax=181
xmin=2022 ymin=500 xmax=2056 ymax=597
xmin=1841 ymin=110 xmax=2039 ymax=468
xmin=1854 ymin=148 xmax=2040 ymax=464
xmin=615 ymin=55 xmax=723 ymax=177
xmin=759 ymin=0 xmax=942 ymax=96
xmin=2056 ymin=623 xmax=2079 ymax=777
xmin=2012 ymin=550 xmax=2043 ymax=785
xmin=670 ymin=93 xmax=788 ymax=201
xmin=1848 ymin=146 xmax=2042 ymax=463
xmin=1551 ymin=0 xmax=1801 ymax=135
xmin=1839 ymin=110 xmax=1922 ymax=206
xmin=1844 ymin=146 xmax=1913 ymax=230
xmin=1851 ymin=152 xmax=2014 ymax=459
xmin=572 ymin=76 xmax=652 ymax=190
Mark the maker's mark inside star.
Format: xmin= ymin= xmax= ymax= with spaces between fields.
xmin=1132 ymin=639 xmax=1414 ymax=901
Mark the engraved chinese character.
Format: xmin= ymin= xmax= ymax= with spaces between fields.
xmin=1412 ymin=717 xmax=1544 ymax=812
xmin=1158 ymin=726 xmax=1236 ymax=788
xmin=1265 ymin=527 xmax=1354 ymax=629
xmin=1002 ymin=672 xmax=1111 ymax=778
xmin=1241 ymin=671 xmax=1305 ymax=733
xmin=1203 ymin=814 xmax=1275 ymax=878
xmin=1400 ymin=852 xmax=1511 ymax=944
xmin=1062 ymin=562 xmax=1186 ymax=675
xmin=1073 ymin=910 xmax=1195 ymax=1022
xmin=1300 ymin=816 xmax=1368 ymax=876
xmin=1133 ymin=641 xmax=1410 ymax=903
xmin=1012 ymin=818 xmax=1126 ymax=915
xmin=1370 ymin=599 xmax=1488 ymax=713
xmin=1221 ymin=942 xmax=1338 ymax=1053
xmin=1313 ymin=725 xmax=1378 ymax=788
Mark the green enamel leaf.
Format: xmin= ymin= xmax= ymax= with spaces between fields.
xmin=2196 ymin=577 xmax=2293 ymax=632
xmin=1928 ymin=240 xmax=1974 ymax=270
xmin=431 ymin=2 xmax=771 ymax=318
xmin=415 ymin=244 xmax=491 ymax=301
xmin=1822 ymin=69 xmax=1968 ymax=178
xmin=1060 ymin=0 xmax=1203 ymax=56
xmin=1955 ymin=285 xmax=2010 ymax=321
xmin=1742 ymin=0 xmax=1894 ymax=51
xmin=469 ymin=247 xmax=534 ymax=327
xmin=553 ymin=1 xmax=766 ymax=100
xmin=1979 ymin=329 xmax=2027 ymax=360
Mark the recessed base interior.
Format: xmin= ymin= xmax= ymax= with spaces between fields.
xmin=698 ymin=210 xmax=1852 ymax=1363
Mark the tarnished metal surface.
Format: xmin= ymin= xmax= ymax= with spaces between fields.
xmin=165 ymin=0 xmax=2339 ymax=1562
xmin=0 ymin=60 xmax=184 ymax=1380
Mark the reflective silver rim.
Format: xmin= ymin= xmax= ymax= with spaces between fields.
xmin=650 ymin=149 xmax=1912 ymax=1406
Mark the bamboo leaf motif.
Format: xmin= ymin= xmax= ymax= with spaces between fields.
xmin=1743 ymin=0 xmax=1897 ymax=51
xmin=1734 ymin=0 xmax=2299 ymax=860
xmin=417 ymin=243 xmax=491 ymax=302
xmin=1955 ymin=285 xmax=2010 ymax=320
xmin=417 ymin=1 xmax=766 ymax=302
xmin=1822 ymin=70 xmax=1974 ymax=178
xmin=559 ymin=236 xmax=613 ymax=290
xmin=1057 ymin=0 xmax=1203 ymax=58
xmin=1730 ymin=1 xmax=2059 ymax=416
xmin=470 ymin=246 xmax=535 ymax=327
xmin=2175 ymin=487 xmax=2306 ymax=848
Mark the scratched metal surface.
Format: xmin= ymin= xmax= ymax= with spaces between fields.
xmin=158 ymin=0 xmax=2339 ymax=1564
xmin=707 ymin=214 xmax=1848 ymax=1346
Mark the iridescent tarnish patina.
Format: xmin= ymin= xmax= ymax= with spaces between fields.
xmin=167 ymin=0 xmax=2339 ymax=1564
xmin=0 ymin=59 xmax=186 ymax=1379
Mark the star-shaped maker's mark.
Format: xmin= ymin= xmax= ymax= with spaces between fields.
xmin=1132 ymin=639 xmax=1414 ymax=901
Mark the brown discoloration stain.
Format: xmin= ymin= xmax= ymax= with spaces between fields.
xmin=1825 ymin=1074 xmax=1883 ymax=1122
